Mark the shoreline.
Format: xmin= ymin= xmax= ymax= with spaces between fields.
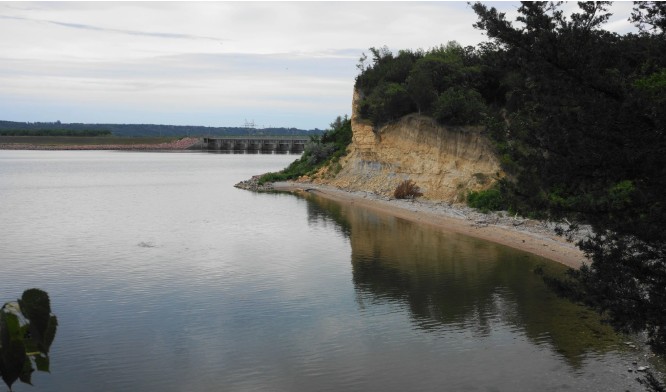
xmin=0 ymin=137 xmax=201 ymax=151
xmin=271 ymin=181 xmax=589 ymax=269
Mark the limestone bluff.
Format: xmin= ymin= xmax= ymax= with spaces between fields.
xmin=309 ymin=90 xmax=502 ymax=203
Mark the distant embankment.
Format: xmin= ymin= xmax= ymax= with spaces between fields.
xmin=0 ymin=120 xmax=322 ymax=138
xmin=0 ymin=136 xmax=200 ymax=150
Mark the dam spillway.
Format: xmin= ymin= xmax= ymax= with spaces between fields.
xmin=202 ymin=136 xmax=308 ymax=153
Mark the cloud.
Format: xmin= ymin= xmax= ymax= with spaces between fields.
xmin=0 ymin=14 xmax=226 ymax=43
xmin=0 ymin=1 xmax=642 ymax=129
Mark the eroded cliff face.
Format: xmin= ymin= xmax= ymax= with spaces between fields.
xmin=313 ymin=91 xmax=502 ymax=203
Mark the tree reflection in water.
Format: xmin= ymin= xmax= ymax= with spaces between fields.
xmin=302 ymin=193 xmax=624 ymax=369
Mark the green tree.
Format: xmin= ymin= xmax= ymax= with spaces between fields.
xmin=472 ymin=0 xmax=666 ymax=353
xmin=406 ymin=64 xmax=437 ymax=115
xmin=432 ymin=87 xmax=486 ymax=125
xmin=363 ymin=82 xmax=414 ymax=126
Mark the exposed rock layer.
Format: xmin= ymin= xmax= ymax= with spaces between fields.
xmin=313 ymin=91 xmax=502 ymax=202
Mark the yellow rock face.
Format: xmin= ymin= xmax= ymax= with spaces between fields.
xmin=313 ymin=90 xmax=502 ymax=203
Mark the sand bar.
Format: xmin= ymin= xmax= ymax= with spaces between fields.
xmin=273 ymin=182 xmax=588 ymax=269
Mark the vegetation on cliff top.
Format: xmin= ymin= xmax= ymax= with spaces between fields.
xmin=355 ymin=42 xmax=488 ymax=127
xmin=356 ymin=1 xmax=666 ymax=361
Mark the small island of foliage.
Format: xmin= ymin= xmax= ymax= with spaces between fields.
xmin=265 ymin=2 xmax=666 ymax=376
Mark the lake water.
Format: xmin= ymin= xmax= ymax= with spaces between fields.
xmin=0 ymin=150 xmax=658 ymax=391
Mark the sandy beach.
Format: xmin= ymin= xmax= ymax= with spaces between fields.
xmin=272 ymin=182 xmax=589 ymax=269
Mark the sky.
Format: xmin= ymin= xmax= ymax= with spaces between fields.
xmin=0 ymin=1 xmax=638 ymax=130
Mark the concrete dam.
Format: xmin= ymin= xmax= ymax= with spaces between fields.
xmin=202 ymin=136 xmax=308 ymax=153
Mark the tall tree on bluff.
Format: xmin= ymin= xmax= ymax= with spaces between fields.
xmin=472 ymin=1 xmax=666 ymax=352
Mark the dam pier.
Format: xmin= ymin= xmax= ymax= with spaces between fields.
xmin=202 ymin=136 xmax=308 ymax=153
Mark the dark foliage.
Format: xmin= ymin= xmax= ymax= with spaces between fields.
xmin=355 ymin=43 xmax=488 ymax=128
xmin=467 ymin=188 xmax=505 ymax=212
xmin=0 ymin=129 xmax=112 ymax=137
xmin=469 ymin=0 xmax=666 ymax=356
xmin=0 ymin=289 xmax=57 ymax=390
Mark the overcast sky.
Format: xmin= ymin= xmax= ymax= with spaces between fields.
xmin=0 ymin=1 xmax=637 ymax=130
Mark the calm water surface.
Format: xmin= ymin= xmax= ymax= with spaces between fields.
xmin=0 ymin=150 xmax=658 ymax=391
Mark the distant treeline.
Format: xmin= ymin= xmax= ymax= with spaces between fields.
xmin=0 ymin=120 xmax=322 ymax=138
xmin=0 ymin=129 xmax=112 ymax=137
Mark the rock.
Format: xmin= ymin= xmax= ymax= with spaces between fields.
xmin=234 ymin=175 xmax=276 ymax=192
xmin=318 ymin=90 xmax=502 ymax=202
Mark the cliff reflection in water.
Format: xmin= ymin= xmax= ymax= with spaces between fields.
xmin=302 ymin=193 xmax=623 ymax=368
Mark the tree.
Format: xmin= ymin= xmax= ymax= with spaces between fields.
xmin=405 ymin=63 xmax=437 ymax=114
xmin=472 ymin=1 xmax=666 ymax=352
xmin=355 ymin=42 xmax=484 ymax=126
xmin=432 ymin=87 xmax=486 ymax=125
xmin=363 ymin=82 xmax=414 ymax=126
xmin=631 ymin=1 xmax=666 ymax=34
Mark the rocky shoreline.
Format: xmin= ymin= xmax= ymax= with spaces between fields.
xmin=233 ymin=175 xmax=277 ymax=192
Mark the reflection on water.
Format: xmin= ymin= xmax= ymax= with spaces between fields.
xmin=1 ymin=151 xmax=662 ymax=391
xmin=303 ymin=195 xmax=636 ymax=369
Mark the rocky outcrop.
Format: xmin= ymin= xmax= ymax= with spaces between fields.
xmin=313 ymin=90 xmax=502 ymax=203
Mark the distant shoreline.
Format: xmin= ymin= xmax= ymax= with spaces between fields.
xmin=0 ymin=136 xmax=201 ymax=151
xmin=271 ymin=181 xmax=588 ymax=269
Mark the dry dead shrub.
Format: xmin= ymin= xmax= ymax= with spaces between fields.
xmin=394 ymin=179 xmax=423 ymax=199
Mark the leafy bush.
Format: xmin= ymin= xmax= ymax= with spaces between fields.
xmin=355 ymin=42 xmax=491 ymax=127
xmin=362 ymin=82 xmax=414 ymax=126
xmin=258 ymin=116 xmax=352 ymax=185
xmin=394 ymin=180 xmax=423 ymax=199
xmin=432 ymin=87 xmax=486 ymax=125
xmin=467 ymin=188 xmax=505 ymax=212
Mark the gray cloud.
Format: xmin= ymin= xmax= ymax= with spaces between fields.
xmin=0 ymin=14 xmax=226 ymax=43
xmin=0 ymin=1 xmax=640 ymax=129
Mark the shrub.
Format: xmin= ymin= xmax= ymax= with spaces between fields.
xmin=433 ymin=87 xmax=486 ymax=125
xmin=394 ymin=180 xmax=423 ymax=199
xmin=256 ymin=115 xmax=353 ymax=185
xmin=467 ymin=188 xmax=505 ymax=212
xmin=364 ymin=82 xmax=415 ymax=126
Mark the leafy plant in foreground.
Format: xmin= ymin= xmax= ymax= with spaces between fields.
xmin=0 ymin=289 xmax=57 ymax=391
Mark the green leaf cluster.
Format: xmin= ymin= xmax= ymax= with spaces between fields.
xmin=0 ymin=289 xmax=57 ymax=390
xmin=355 ymin=43 xmax=489 ymax=127
xmin=467 ymin=187 xmax=506 ymax=213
